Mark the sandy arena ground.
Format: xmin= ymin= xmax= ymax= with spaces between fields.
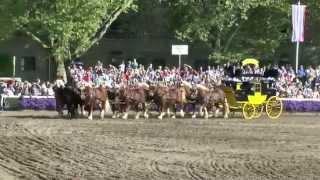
xmin=0 ymin=111 xmax=319 ymax=180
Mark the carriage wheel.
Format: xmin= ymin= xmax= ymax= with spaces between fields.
xmin=253 ymin=104 xmax=264 ymax=119
xmin=266 ymin=96 xmax=283 ymax=119
xmin=242 ymin=102 xmax=256 ymax=120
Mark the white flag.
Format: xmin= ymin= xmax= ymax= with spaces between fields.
xmin=292 ymin=4 xmax=306 ymax=42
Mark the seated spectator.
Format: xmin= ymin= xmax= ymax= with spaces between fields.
xmin=21 ymin=81 xmax=31 ymax=96
xmin=14 ymin=81 xmax=23 ymax=96
xmin=47 ymin=84 xmax=55 ymax=96
xmin=0 ymin=83 xmax=6 ymax=95
xmin=2 ymin=84 xmax=15 ymax=96
xmin=31 ymin=83 xmax=41 ymax=96
xmin=41 ymin=82 xmax=48 ymax=95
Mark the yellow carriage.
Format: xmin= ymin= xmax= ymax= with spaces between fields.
xmin=223 ymin=59 xmax=283 ymax=120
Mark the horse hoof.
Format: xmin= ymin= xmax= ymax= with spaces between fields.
xmin=144 ymin=115 xmax=149 ymax=119
xmin=200 ymin=113 xmax=204 ymax=117
xmin=171 ymin=116 xmax=176 ymax=119
xmin=204 ymin=115 xmax=209 ymax=119
xmin=192 ymin=115 xmax=196 ymax=119
xmin=158 ymin=116 xmax=163 ymax=120
xmin=224 ymin=115 xmax=229 ymax=119
xmin=112 ymin=115 xmax=116 ymax=119
xmin=88 ymin=117 xmax=93 ymax=120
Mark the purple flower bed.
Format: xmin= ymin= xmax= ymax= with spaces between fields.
xmin=17 ymin=97 xmax=320 ymax=112
xmin=283 ymin=100 xmax=320 ymax=112
xmin=20 ymin=97 xmax=56 ymax=110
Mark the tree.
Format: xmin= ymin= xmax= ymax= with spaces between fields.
xmin=0 ymin=0 xmax=25 ymax=41
xmin=166 ymin=0 xmax=320 ymax=64
xmin=165 ymin=0 xmax=291 ymax=63
xmin=15 ymin=0 xmax=135 ymax=80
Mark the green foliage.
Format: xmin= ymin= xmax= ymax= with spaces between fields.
xmin=15 ymin=0 xmax=135 ymax=62
xmin=5 ymin=0 xmax=135 ymax=78
xmin=0 ymin=0 xmax=25 ymax=41
xmin=165 ymin=0 xmax=306 ymax=63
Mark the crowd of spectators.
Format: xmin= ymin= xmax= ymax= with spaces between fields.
xmin=1 ymin=60 xmax=320 ymax=99
xmin=276 ymin=65 xmax=320 ymax=98
xmin=0 ymin=79 xmax=55 ymax=97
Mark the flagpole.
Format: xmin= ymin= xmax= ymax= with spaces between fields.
xmin=295 ymin=0 xmax=301 ymax=74
xmin=13 ymin=56 xmax=16 ymax=78
xmin=295 ymin=41 xmax=299 ymax=73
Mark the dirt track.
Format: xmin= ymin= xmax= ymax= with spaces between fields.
xmin=0 ymin=111 xmax=319 ymax=180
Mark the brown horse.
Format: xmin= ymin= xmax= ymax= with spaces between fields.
xmin=82 ymin=86 xmax=109 ymax=120
xmin=119 ymin=83 xmax=150 ymax=120
xmin=207 ymin=85 xmax=230 ymax=119
xmin=107 ymin=87 xmax=125 ymax=119
xmin=149 ymin=83 xmax=187 ymax=119
xmin=181 ymin=81 xmax=229 ymax=119
xmin=181 ymin=81 xmax=212 ymax=119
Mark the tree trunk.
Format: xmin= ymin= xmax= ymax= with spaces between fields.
xmin=55 ymin=55 xmax=67 ymax=83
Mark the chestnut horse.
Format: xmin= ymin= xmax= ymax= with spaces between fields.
xmin=181 ymin=81 xmax=229 ymax=119
xmin=181 ymin=81 xmax=210 ymax=119
xmin=149 ymin=84 xmax=187 ymax=119
xmin=207 ymin=85 xmax=230 ymax=119
xmin=82 ymin=86 xmax=110 ymax=120
xmin=119 ymin=83 xmax=151 ymax=120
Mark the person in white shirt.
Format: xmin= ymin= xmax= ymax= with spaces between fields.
xmin=47 ymin=84 xmax=55 ymax=96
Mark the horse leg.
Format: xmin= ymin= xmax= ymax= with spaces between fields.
xmin=88 ymin=103 xmax=93 ymax=120
xmin=204 ymin=107 xmax=209 ymax=119
xmin=171 ymin=109 xmax=176 ymax=119
xmin=117 ymin=104 xmax=123 ymax=118
xmin=134 ymin=103 xmax=141 ymax=120
xmin=199 ymin=106 xmax=204 ymax=117
xmin=143 ymin=103 xmax=149 ymax=119
xmin=191 ymin=103 xmax=196 ymax=119
xmin=72 ymin=104 xmax=78 ymax=119
xmin=223 ymin=98 xmax=230 ymax=119
xmin=122 ymin=103 xmax=129 ymax=120
xmin=158 ymin=103 xmax=166 ymax=120
xmin=214 ymin=105 xmax=220 ymax=118
xmin=180 ymin=104 xmax=185 ymax=118
xmin=80 ymin=103 xmax=86 ymax=117
xmin=56 ymin=103 xmax=64 ymax=117
xmin=135 ymin=111 xmax=141 ymax=119
xmin=100 ymin=101 xmax=106 ymax=120
xmin=167 ymin=107 xmax=172 ymax=118
xmin=135 ymin=110 xmax=141 ymax=120
xmin=105 ymin=99 xmax=111 ymax=113
xmin=158 ymin=111 xmax=165 ymax=120
xmin=112 ymin=99 xmax=120 ymax=118
xmin=169 ymin=103 xmax=176 ymax=119
xmin=112 ymin=105 xmax=117 ymax=119
xmin=66 ymin=103 xmax=73 ymax=119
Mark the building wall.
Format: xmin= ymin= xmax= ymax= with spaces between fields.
xmin=82 ymin=38 xmax=211 ymax=67
xmin=0 ymin=36 xmax=211 ymax=81
xmin=0 ymin=37 xmax=51 ymax=81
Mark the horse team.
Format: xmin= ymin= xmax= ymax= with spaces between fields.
xmin=54 ymin=81 xmax=230 ymax=120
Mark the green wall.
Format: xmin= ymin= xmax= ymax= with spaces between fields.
xmin=0 ymin=54 xmax=12 ymax=77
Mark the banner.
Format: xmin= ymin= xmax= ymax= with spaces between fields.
xmin=292 ymin=4 xmax=306 ymax=42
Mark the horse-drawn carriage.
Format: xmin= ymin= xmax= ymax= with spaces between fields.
xmin=223 ymin=59 xmax=283 ymax=120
